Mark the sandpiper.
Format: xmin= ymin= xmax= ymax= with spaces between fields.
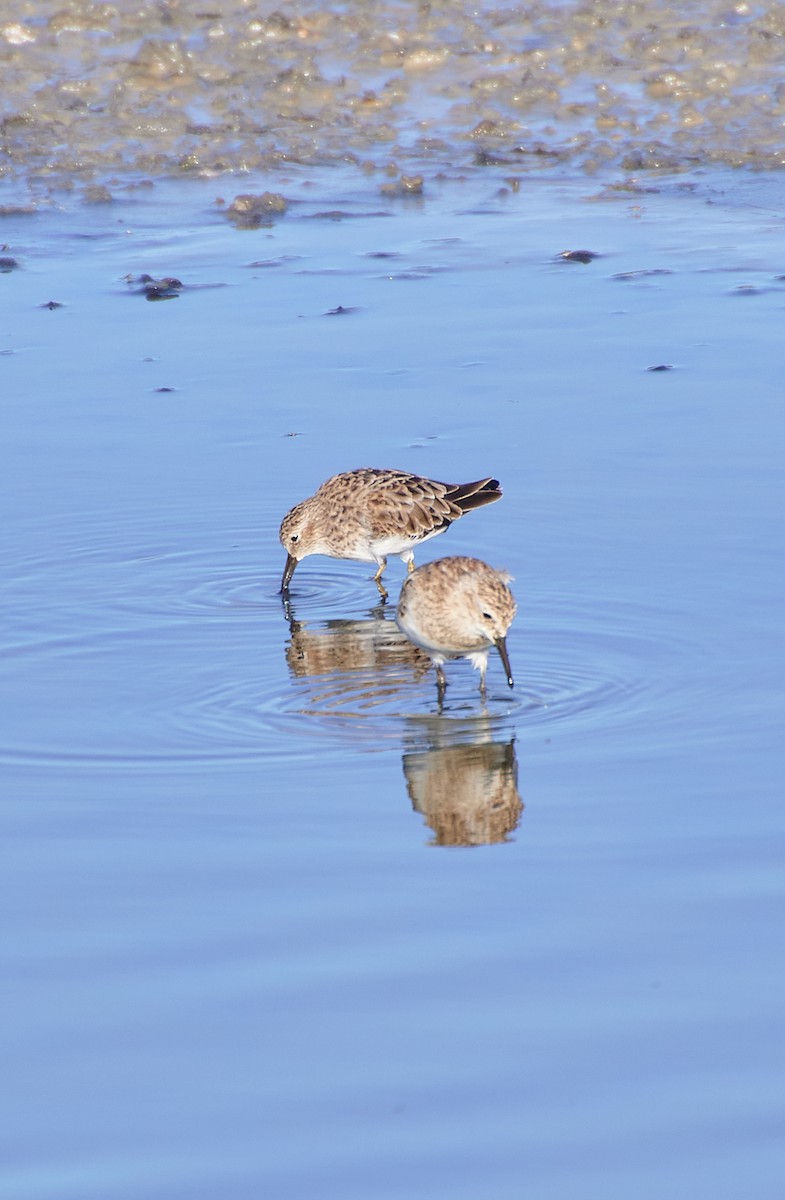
xmin=279 ymin=468 xmax=502 ymax=597
xmin=396 ymin=555 xmax=516 ymax=696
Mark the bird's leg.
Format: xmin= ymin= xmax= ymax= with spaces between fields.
xmin=435 ymin=664 xmax=448 ymax=698
xmin=373 ymin=558 xmax=389 ymax=600
xmin=407 ymin=558 xmax=415 ymax=574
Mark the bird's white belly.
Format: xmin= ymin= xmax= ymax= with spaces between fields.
xmin=371 ymin=527 xmax=442 ymax=560
xmin=395 ymin=609 xmax=463 ymax=662
xmin=397 ymin=608 xmax=490 ymax=665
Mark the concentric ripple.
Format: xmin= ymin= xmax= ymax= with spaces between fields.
xmin=250 ymin=593 xmax=699 ymax=759
xmin=0 ymin=509 xmax=706 ymax=768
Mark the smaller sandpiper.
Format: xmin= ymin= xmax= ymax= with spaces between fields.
xmin=396 ymin=555 xmax=516 ymax=697
xmin=279 ymin=468 xmax=503 ymax=597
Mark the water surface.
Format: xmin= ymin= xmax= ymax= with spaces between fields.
xmin=2 ymin=167 xmax=784 ymax=1198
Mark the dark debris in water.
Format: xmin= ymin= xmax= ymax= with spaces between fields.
xmin=474 ymin=150 xmax=513 ymax=166
xmin=83 ymin=185 xmax=113 ymax=205
xmin=591 ymin=181 xmax=662 ymax=200
xmin=0 ymin=256 xmax=20 ymax=272
xmin=380 ymin=174 xmax=424 ymax=198
xmin=308 ymin=210 xmax=391 ymax=220
xmin=124 ymin=274 xmax=184 ymax=300
xmin=309 ymin=210 xmax=356 ymax=221
xmin=144 ymin=286 xmax=181 ymax=301
xmin=324 ymin=305 xmax=358 ymax=316
xmin=647 ymin=363 xmax=674 ymax=371
xmin=224 ymin=192 xmax=288 ymax=228
xmin=613 ymin=269 xmax=674 ymax=281
xmin=245 ymin=256 xmax=301 ymax=268
xmin=556 ymin=249 xmax=600 ymax=264
xmin=39 ymin=299 xmax=64 ymax=309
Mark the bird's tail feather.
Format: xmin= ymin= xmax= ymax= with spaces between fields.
xmin=448 ymin=477 xmax=503 ymax=513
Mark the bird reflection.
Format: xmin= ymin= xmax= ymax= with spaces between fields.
xmin=283 ymin=598 xmax=430 ymax=704
xmin=282 ymin=602 xmax=523 ymax=846
xmin=402 ymin=721 xmax=522 ymax=846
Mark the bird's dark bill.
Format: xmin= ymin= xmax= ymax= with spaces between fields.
xmin=495 ymin=637 xmax=514 ymax=688
xmin=281 ymin=553 xmax=298 ymax=592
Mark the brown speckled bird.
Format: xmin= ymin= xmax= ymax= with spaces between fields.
xmin=279 ymin=468 xmax=503 ymax=597
xmin=396 ymin=555 xmax=516 ymax=696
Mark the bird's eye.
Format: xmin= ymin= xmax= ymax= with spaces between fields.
xmin=290 ymin=533 xmax=299 ymax=543
xmin=482 ymin=611 xmax=493 ymax=620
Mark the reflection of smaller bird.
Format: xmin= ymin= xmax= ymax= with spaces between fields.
xmin=403 ymin=739 xmax=522 ymax=846
xmin=396 ymin=556 xmax=516 ymax=696
xmin=279 ymin=468 xmax=503 ymax=597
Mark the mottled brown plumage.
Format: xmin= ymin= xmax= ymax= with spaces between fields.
xmin=403 ymin=740 xmax=522 ymax=846
xmin=396 ymin=555 xmax=516 ymax=695
xmin=279 ymin=468 xmax=502 ymax=596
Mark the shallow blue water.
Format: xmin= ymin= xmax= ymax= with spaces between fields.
xmin=1 ymin=169 xmax=784 ymax=1198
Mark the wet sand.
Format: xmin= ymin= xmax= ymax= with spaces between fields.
xmin=4 ymin=0 xmax=785 ymax=199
